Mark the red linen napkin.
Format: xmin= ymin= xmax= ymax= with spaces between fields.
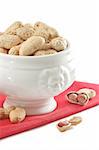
xmin=0 ymin=81 xmax=99 ymax=139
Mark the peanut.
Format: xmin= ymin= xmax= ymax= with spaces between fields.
xmin=45 ymin=49 xmax=57 ymax=55
xmin=0 ymin=34 xmax=23 ymax=49
xmin=67 ymin=91 xmax=89 ymax=106
xmin=0 ymin=47 xmax=8 ymax=54
xmin=34 ymin=21 xmax=59 ymax=39
xmin=0 ymin=106 xmax=16 ymax=120
xmin=51 ymin=37 xmax=68 ymax=51
xmin=33 ymin=28 xmax=49 ymax=42
xmin=34 ymin=21 xmax=48 ymax=30
xmin=8 ymin=44 xmax=21 ymax=55
xmin=66 ymin=88 xmax=96 ymax=106
xmin=0 ymin=21 xmax=69 ymax=56
xmin=76 ymin=93 xmax=89 ymax=105
xmin=34 ymin=50 xmax=46 ymax=56
xmin=0 ymin=32 xmax=3 ymax=36
xmin=19 ymin=36 xmax=45 ymax=56
xmin=40 ymin=43 xmax=51 ymax=50
xmin=0 ymin=108 xmax=6 ymax=119
xmin=9 ymin=107 xmax=26 ymax=123
xmin=57 ymin=120 xmax=72 ymax=132
xmin=16 ymin=26 xmax=35 ymax=40
xmin=24 ymin=23 xmax=34 ymax=29
xmin=48 ymin=27 xmax=59 ymax=39
xmin=34 ymin=49 xmax=57 ymax=56
xmin=6 ymin=106 xmax=16 ymax=113
xmin=5 ymin=21 xmax=23 ymax=35
xmin=0 ymin=108 xmax=9 ymax=119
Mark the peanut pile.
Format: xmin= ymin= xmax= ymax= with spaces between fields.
xmin=0 ymin=21 xmax=68 ymax=56
xmin=0 ymin=106 xmax=26 ymax=123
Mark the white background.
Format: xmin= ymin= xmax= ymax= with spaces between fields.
xmin=0 ymin=0 xmax=98 ymax=149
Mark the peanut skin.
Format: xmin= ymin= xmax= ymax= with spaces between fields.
xmin=5 ymin=21 xmax=23 ymax=35
xmin=0 ymin=34 xmax=23 ymax=49
xmin=57 ymin=121 xmax=72 ymax=132
xmin=19 ymin=36 xmax=45 ymax=56
xmin=9 ymin=107 xmax=26 ymax=123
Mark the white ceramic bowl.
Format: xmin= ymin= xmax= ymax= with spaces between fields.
xmin=0 ymin=49 xmax=75 ymax=115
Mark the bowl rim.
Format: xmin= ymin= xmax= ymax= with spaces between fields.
xmin=0 ymin=48 xmax=71 ymax=60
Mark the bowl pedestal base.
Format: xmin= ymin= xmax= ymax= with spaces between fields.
xmin=3 ymin=97 xmax=57 ymax=115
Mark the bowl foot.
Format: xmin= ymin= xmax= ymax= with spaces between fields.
xmin=3 ymin=97 xmax=57 ymax=115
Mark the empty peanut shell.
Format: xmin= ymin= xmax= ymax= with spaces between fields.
xmin=69 ymin=116 xmax=82 ymax=125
